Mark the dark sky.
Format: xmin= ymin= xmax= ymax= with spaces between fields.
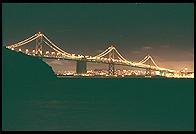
xmin=2 ymin=3 xmax=194 ymax=72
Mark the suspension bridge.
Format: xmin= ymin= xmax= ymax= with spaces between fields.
xmin=5 ymin=32 xmax=175 ymax=76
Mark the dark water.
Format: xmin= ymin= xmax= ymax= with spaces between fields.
xmin=3 ymin=78 xmax=194 ymax=131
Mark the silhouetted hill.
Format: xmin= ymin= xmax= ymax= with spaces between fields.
xmin=2 ymin=47 xmax=57 ymax=100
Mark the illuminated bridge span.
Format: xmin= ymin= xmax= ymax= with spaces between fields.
xmin=5 ymin=32 xmax=175 ymax=75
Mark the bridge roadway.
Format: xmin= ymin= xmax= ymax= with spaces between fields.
xmin=27 ymin=53 xmax=173 ymax=73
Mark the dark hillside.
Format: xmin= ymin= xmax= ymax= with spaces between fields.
xmin=2 ymin=47 xmax=56 ymax=100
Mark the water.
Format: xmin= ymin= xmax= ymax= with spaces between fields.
xmin=3 ymin=78 xmax=194 ymax=131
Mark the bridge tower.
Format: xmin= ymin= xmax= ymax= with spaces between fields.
xmin=35 ymin=32 xmax=43 ymax=56
xmin=108 ymin=45 xmax=115 ymax=75
xmin=145 ymin=54 xmax=152 ymax=76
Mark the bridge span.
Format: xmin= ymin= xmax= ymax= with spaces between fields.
xmin=5 ymin=32 xmax=176 ymax=76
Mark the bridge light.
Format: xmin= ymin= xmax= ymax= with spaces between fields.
xmin=32 ymin=49 xmax=35 ymax=53
xmin=19 ymin=49 xmax=22 ymax=52
xmin=11 ymin=48 xmax=14 ymax=50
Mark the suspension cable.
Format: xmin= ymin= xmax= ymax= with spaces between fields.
xmin=138 ymin=55 xmax=149 ymax=63
xmin=113 ymin=47 xmax=129 ymax=62
xmin=95 ymin=47 xmax=114 ymax=58
xmin=42 ymin=34 xmax=71 ymax=55
xmin=43 ymin=40 xmax=78 ymax=58
xmin=9 ymin=36 xmax=39 ymax=48
xmin=139 ymin=56 xmax=150 ymax=64
xmin=43 ymin=40 xmax=63 ymax=54
xmin=148 ymin=56 xmax=159 ymax=68
xmin=7 ymin=34 xmax=38 ymax=48
xmin=94 ymin=46 xmax=112 ymax=57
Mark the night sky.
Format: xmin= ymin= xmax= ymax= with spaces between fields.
xmin=2 ymin=3 xmax=194 ymax=72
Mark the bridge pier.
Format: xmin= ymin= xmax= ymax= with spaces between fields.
xmin=108 ymin=63 xmax=115 ymax=75
xmin=76 ymin=60 xmax=87 ymax=74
